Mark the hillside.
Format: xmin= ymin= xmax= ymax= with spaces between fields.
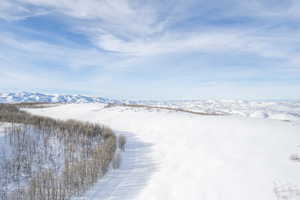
xmin=27 ymin=103 xmax=300 ymax=200
xmin=2 ymin=92 xmax=300 ymax=123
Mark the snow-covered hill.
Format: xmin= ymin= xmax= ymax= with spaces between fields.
xmin=0 ymin=91 xmax=120 ymax=104
xmin=1 ymin=92 xmax=300 ymax=122
xmin=27 ymin=103 xmax=300 ymax=200
xmin=138 ymin=99 xmax=300 ymax=123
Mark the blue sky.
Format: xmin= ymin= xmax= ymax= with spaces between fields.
xmin=0 ymin=0 xmax=299 ymax=100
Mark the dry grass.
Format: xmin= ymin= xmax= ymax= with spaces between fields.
xmin=105 ymin=103 xmax=223 ymax=116
xmin=14 ymin=102 xmax=61 ymax=109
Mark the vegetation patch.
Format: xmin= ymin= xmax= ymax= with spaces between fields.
xmin=0 ymin=103 xmax=120 ymax=200
xmin=105 ymin=103 xmax=223 ymax=116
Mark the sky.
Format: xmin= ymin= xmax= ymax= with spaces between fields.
xmin=0 ymin=0 xmax=300 ymax=100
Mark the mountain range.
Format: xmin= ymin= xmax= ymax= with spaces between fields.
xmin=0 ymin=92 xmax=121 ymax=104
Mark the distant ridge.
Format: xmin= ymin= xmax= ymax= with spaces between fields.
xmin=0 ymin=91 xmax=122 ymax=104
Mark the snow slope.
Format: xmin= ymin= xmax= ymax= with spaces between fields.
xmin=27 ymin=104 xmax=300 ymax=200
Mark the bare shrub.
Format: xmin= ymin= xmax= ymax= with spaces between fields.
xmin=290 ymin=154 xmax=300 ymax=162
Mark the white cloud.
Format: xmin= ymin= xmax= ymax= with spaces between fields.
xmin=91 ymin=29 xmax=300 ymax=72
xmin=0 ymin=0 xmax=49 ymax=20
xmin=0 ymin=32 xmax=125 ymax=70
xmin=1 ymin=0 xmax=300 ymax=71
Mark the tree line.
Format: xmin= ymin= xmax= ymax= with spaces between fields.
xmin=0 ymin=103 xmax=124 ymax=200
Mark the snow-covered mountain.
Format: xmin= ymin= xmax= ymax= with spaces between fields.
xmin=0 ymin=92 xmax=121 ymax=104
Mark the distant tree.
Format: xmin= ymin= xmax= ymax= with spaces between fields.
xmin=118 ymin=135 xmax=126 ymax=151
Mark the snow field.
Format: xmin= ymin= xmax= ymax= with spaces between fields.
xmin=28 ymin=104 xmax=300 ymax=200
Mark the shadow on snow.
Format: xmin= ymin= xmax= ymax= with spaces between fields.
xmin=80 ymin=131 xmax=156 ymax=200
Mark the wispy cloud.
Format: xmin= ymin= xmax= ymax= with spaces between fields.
xmin=1 ymin=0 xmax=300 ymax=99
xmin=0 ymin=31 xmax=125 ymax=70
